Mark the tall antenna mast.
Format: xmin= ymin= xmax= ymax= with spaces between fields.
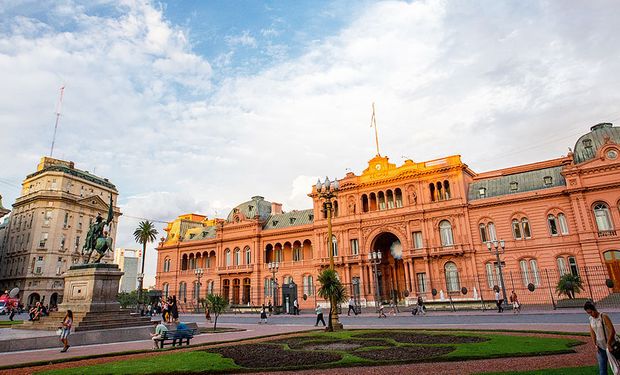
xmin=370 ymin=102 xmax=381 ymax=156
xmin=50 ymin=85 xmax=65 ymax=157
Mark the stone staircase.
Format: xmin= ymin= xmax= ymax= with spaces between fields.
xmin=18 ymin=310 xmax=152 ymax=332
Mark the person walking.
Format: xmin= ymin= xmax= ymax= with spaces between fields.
xmin=293 ymin=298 xmax=299 ymax=315
xmin=170 ymin=295 xmax=179 ymax=322
xmin=347 ymin=297 xmax=357 ymax=316
xmin=585 ymin=301 xmax=620 ymax=375
xmin=315 ymin=304 xmax=326 ymax=327
xmin=268 ymin=300 xmax=273 ymax=316
xmin=259 ymin=304 xmax=268 ymax=324
xmin=495 ymin=290 xmax=504 ymax=313
xmin=205 ymin=304 xmax=212 ymax=322
xmin=510 ymin=291 xmax=520 ymax=314
xmin=378 ymin=304 xmax=387 ymax=318
xmin=59 ymin=310 xmax=73 ymax=352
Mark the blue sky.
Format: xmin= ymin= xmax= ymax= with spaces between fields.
xmin=1 ymin=1 xmax=620 ymax=286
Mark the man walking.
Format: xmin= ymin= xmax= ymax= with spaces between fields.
xmin=347 ymin=297 xmax=357 ymax=316
xmin=315 ymin=304 xmax=326 ymax=326
xmin=293 ymin=298 xmax=299 ymax=315
xmin=495 ymin=289 xmax=504 ymax=313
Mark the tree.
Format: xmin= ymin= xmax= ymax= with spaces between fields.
xmin=556 ymin=273 xmax=584 ymax=299
xmin=117 ymin=290 xmax=149 ymax=309
xmin=206 ymin=294 xmax=228 ymax=331
xmin=317 ymin=269 xmax=348 ymax=331
xmin=133 ymin=221 xmax=159 ymax=311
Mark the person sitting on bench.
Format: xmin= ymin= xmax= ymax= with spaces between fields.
xmin=28 ymin=302 xmax=42 ymax=321
xmin=151 ymin=320 xmax=168 ymax=350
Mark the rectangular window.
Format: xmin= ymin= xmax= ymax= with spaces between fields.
xmin=568 ymin=256 xmax=579 ymax=276
xmin=60 ymin=234 xmax=66 ymax=250
xmin=520 ymin=260 xmax=529 ymax=286
xmin=488 ymin=223 xmax=497 ymax=241
xmin=557 ymin=257 xmax=568 ymax=275
xmin=39 ymin=233 xmax=48 ymax=248
xmin=413 ymin=232 xmax=423 ymax=249
xmin=51 ymin=179 xmax=57 ymax=190
xmin=512 ymin=221 xmax=522 ymax=239
xmin=522 ymin=219 xmax=531 ymax=238
xmin=63 ymin=212 xmax=69 ymax=228
xmin=530 ymin=259 xmax=540 ymax=286
xmin=44 ymin=210 xmax=52 ymax=226
xmin=486 ymin=263 xmax=495 ymax=288
xmin=245 ymin=249 xmax=251 ymax=265
xmin=293 ymin=247 xmax=302 ymax=261
xmin=416 ymin=273 xmax=427 ymax=293
xmin=479 ymin=224 xmax=488 ymax=243
xmin=548 ymin=216 xmax=558 ymax=236
xmin=56 ymin=257 xmax=63 ymax=275
xmin=350 ymin=239 xmax=359 ymax=255
xmin=75 ymin=236 xmax=80 ymax=250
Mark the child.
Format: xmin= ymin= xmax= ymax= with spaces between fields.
xmin=378 ymin=304 xmax=387 ymax=318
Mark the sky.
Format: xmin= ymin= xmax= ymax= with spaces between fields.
xmin=1 ymin=0 xmax=620 ymax=287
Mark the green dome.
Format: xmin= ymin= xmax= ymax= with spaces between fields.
xmin=573 ymin=123 xmax=620 ymax=164
xmin=227 ymin=196 xmax=272 ymax=223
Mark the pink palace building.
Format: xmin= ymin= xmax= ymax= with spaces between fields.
xmin=156 ymin=123 xmax=620 ymax=310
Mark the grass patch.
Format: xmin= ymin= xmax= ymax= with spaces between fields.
xmin=0 ymin=320 xmax=23 ymax=326
xmin=478 ymin=365 xmax=598 ymax=374
xmin=38 ymin=352 xmax=240 ymax=375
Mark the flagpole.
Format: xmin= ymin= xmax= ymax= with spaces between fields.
xmin=371 ymin=102 xmax=381 ymax=156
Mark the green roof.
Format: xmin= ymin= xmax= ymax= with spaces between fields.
xmin=263 ymin=209 xmax=314 ymax=230
xmin=573 ymin=123 xmax=620 ymax=164
xmin=227 ymin=196 xmax=272 ymax=223
xmin=26 ymin=165 xmax=117 ymax=190
xmin=469 ymin=166 xmax=565 ymax=201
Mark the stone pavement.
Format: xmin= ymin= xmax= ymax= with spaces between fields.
xmin=0 ymin=323 xmax=318 ymax=369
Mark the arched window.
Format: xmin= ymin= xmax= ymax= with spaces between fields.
xmin=331 ymin=235 xmax=338 ymax=257
xmin=207 ymin=280 xmax=214 ymax=295
xmin=179 ymin=282 xmax=187 ymax=301
xmin=485 ymin=262 xmax=495 ymax=288
xmin=439 ymin=220 xmax=454 ymax=246
xmin=444 ymin=180 xmax=451 ymax=199
xmin=163 ymin=283 xmax=169 ymax=299
xmin=479 ymin=223 xmax=488 ymax=243
xmin=369 ymin=193 xmax=377 ymax=211
xmin=521 ymin=218 xmax=531 ymax=238
xmin=264 ymin=277 xmax=272 ymax=297
xmin=518 ymin=258 xmax=541 ymax=286
xmin=361 ymin=194 xmax=369 ymax=212
xmin=303 ymin=275 xmax=314 ymax=295
xmin=378 ymin=191 xmax=386 ymax=210
xmin=429 ymin=183 xmax=436 ymax=202
xmin=558 ymin=213 xmax=569 ymax=235
xmin=386 ymin=190 xmax=394 ymax=209
xmin=245 ymin=246 xmax=251 ymax=265
xmin=163 ymin=257 xmax=170 ymax=272
xmin=181 ymin=254 xmax=188 ymax=270
xmin=548 ymin=215 xmax=559 ymax=236
xmin=193 ymin=280 xmax=201 ymax=300
xmin=394 ymin=188 xmax=403 ymax=208
xmin=487 ymin=222 xmax=497 ymax=241
xmin=436 ymin=181 xmax=444 ymax=200
xmin=234 ymin=248 xmax=241 ymax=266
xmin=512 ymin=219 xmax=522 ymax=239
xmin=225 ymin=249 xmax=232 ymax=267
xmin=444 ymin=262 xmax=459 ymax=292
xmin=333 ymin=200 xmax=339 ymax=217
xmin=284 ymin=275 xmax=293 ymax=284
xmin=557 ymin=255 xmax=578 ymax=276
xmin=594 ymin=203 xmax=613 ymax=231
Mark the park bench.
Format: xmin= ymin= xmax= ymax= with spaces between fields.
xmin=156 ymin=328 xmax=197 ymax=348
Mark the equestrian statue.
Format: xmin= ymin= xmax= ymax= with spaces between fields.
xmin=82 ymin=195 xmax=114 ymax=264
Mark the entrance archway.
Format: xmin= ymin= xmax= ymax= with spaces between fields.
xmin=370 ymin=232 xmax=407 ymax=303
xmin=27 ymin=293 xmax=40 ymax=306
xmin=50 ymin=293 xmax=59 ymax=308
xmin=604 ymin=250 xmax=620 ymax=292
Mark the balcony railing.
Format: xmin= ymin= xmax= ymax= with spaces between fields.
xmin=428 ymin=244 xmax=465 ymax=257
xmin=217 ymin=265 xmax=253 ymax=273
xmin=598 ymin=230 xmax=617 ymax=237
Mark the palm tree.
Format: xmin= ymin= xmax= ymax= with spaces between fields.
xmin=556 ymin=273 xmax=584 ymax=299
xmin=206 ymin=294 xmax=228 ymax=331
xmin=133 ymin=220 xmax=159 ymax=311
xmin=317 ymin=268 xmax=348 ymax=331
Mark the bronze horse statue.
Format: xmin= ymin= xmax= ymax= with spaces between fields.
xmin=82 ymin=196 xmax=114 ymax=263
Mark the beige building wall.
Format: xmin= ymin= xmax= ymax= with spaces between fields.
xmin=0 ymin=157 xmax=121 ymax=307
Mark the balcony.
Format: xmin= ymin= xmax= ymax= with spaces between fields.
xmin=217 ymin=265 xmax=253 ymax=274
xmin=428 ymin=244 xmax=465 ymax=257
xmin=598 ymin=230 xmax=617 ymax=238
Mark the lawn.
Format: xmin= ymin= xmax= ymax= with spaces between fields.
xmin=37 ymin=330 xmax=581 ymax=375
xmin=0 ymin=320 xmax=22 ymax=327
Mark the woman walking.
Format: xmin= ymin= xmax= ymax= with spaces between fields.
xmin=510 ymin=291 xmax=521 ymax=314
xmin=171 ymin=295 xmax=179 ymax=323
xmin=59 ymin=310 xmax=73 ymax=353
xmin=585 ymin=301 xmax=620 ymax=375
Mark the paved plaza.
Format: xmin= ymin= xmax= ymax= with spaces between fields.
xmin=0 ymin=308 xmax=615 ymax=373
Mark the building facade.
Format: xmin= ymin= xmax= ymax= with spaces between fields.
xmin=114 ymin=248 xmax=140 ymax=293
xmin=0 ymin=157 xmax=121 ymax=307
xmin=156 ymin=123 xmax=620 ymax=309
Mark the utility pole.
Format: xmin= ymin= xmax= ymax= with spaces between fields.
xmin=50 ymin=85 xmax=65 ymax=157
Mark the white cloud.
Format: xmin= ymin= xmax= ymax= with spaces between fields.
xmin=2 ymin=0 xmax=620 ymax=286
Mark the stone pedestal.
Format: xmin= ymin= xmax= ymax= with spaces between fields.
xmin=60 ymin=263 xmax=123 ymax=313
xmin=19 ymin=263 xmax=152 ymax=332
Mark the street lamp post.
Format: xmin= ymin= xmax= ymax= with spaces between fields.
xmin=136 ymin=273 xmax=144 ymax=314
xmin=194 ymin=268 xmax=203 ymax=311
xmin=368 ymin=251 xmax=382 ymax=309
xmin=268 ymin=261 xmax=279 ymax=312
xmin=315 ymin=176 xmax=341 ymax=330
xmin=486 ymin=240 xmax=508 ymax=305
